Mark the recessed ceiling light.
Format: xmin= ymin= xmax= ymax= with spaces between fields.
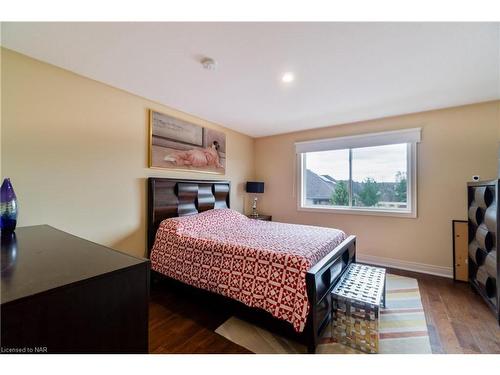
xmin=282 ymin=72 xmax=295 ymax=83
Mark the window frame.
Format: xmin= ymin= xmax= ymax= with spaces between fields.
xmin=297 ymin=141 xmax=418 ymax=218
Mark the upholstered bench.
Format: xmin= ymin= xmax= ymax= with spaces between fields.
xmin=331 ymin=263 xmax=386 ymax=353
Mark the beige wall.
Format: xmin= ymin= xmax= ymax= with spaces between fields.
xmin=255 ymin=101 xmax=500 ymax=275
xmin=1 ymin=49 xmax=255 ymax=258
xmin=2 ymin=47 xmax=499 ymax=273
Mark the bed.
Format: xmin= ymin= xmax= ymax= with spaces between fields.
xmin=147 ymin=177 xmax=356 ymax=353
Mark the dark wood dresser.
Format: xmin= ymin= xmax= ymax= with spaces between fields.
xmin=1 ymin=225 xmax=150 ymax=353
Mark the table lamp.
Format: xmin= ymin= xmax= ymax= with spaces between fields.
xmin=246 ymin=181 xmax=265 ymax=217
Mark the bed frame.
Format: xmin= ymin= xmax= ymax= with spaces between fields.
xmin=147 ymin=177 xmax=356 ymax=353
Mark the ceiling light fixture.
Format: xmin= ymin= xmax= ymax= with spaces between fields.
xmin=201 ymin=57 xmax=217 ymax=71
xmin=282 ymin=72 xmax=295 ymax=83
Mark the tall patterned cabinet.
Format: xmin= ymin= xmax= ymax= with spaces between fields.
xmin=467 ymin=180 xmax=500 ymax=324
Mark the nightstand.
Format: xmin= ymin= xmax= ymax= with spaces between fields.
xmin=247 ymin=214 xmax=272 ymax=221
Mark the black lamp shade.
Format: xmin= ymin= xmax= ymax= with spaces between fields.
xmin=246 ymin=181 xmax=264 ymax=194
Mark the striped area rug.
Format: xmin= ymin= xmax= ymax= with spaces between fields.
xmin=215 ymin=274 xmax=432 ymax=354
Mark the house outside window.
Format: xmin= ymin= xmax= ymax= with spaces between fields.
xmin=296 ymin=128 xmax=421 ymax=218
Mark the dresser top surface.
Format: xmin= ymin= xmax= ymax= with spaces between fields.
xmin=1 ymin=225 xmax=148 ymax=304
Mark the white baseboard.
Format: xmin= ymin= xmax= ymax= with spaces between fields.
xmin=356 ymin=254 xmax=453 ymax=279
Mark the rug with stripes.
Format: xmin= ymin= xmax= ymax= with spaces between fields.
xmin=215 ymin=274 xmax=432 ymax=354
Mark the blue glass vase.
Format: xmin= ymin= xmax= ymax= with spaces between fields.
xmin=0 ymin=178 xmax=18 ymax=232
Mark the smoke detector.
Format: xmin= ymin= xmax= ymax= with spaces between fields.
xmin=201 ymin=57 xmax=217 ymax=71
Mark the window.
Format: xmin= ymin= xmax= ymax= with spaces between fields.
xmin=296 ymin=128 xmax=420 ymax=217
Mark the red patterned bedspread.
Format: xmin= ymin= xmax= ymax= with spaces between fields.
xmin=150 ymin=209 xmax=346 ymax=332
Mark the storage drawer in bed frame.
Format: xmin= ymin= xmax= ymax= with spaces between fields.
xmin=306 ymin=237 xmax=356 ymax=343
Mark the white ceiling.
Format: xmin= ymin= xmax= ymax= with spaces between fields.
xmin=2 ymin=22 xmax=499 ymax=137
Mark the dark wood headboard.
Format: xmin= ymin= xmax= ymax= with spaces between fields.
xmin=147 ymin=177 xmax=231 ymax=256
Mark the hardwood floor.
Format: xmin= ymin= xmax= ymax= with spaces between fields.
xmin=149 ymin=277 xmax=251 ymax=353
xmin=149 ymin=268 xmax=500 ymax=354
xmin=392 ymin=269 xmax=500 ymax=354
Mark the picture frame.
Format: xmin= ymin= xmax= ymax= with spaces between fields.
xmin=149 ymin=109 xmax=226 ymax=174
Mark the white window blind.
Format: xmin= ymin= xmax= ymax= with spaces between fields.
xmin=295 ymin=128 xmax=421 ymax=154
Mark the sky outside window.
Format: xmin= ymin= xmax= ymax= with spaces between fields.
xmin=306 ymin=143 xmax=407 ymax=183
xmin=305 ymin=149 xmax=349 ymax=180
